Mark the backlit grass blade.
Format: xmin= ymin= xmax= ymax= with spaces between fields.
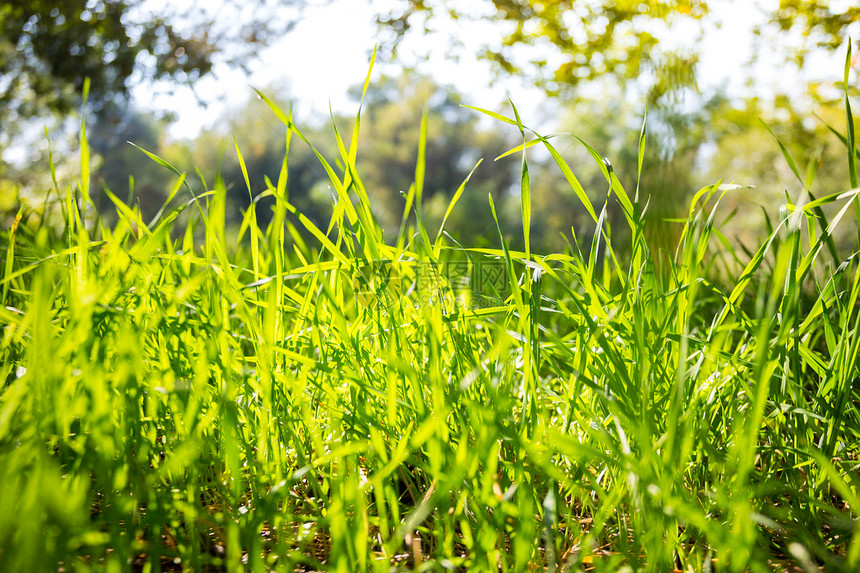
xmin=234 ymin=135 xmax=261 ymax=280
xmin=461 ymin=104 xmax=519 ymax=126
xmin=816 ymin=112 xmax=860 ymax=162
xmin=1 ymin=209 xmax=23 ymax=305
xmin=492 ymin=130 xmax=599 ymax=224
xmin=845 ymin=42 xmax=858 ymax=189
xmin=494 ymin=137 xmax=546 ymax=160
xmin=509 ymin=99 xmax=532 ymax=259
xmin=101 ymin=184 xmax=152 ymax=238
xmin=760 ymin=119 xmax=805 ymax=187
xmin=636 ymin=109 xmax=647 ymax=205
xmin=79 ymin=78 xmax=90 ymax=217
xmin=487 ymin=192 xmax=524 ymax=319
xmin=282 ymin=200 xmax=350 ymax=265
xmin=352 ymin=44 xmax=377 ymax=166
xmin=571 ymin=134 xmax=635 ymax=224
xmin=415 ymin=103 xmax=429 ymax=214
xmin=127 ymin=142 xmax=195 ymax=197
xmin=253 ymin=87 xmax=359 ymax=225
xmin=147 ymin=172 xmax=186 ymax=228
xmin=329 ymin=110 xmax=380 ymax=262
xmin=433 ymin=159 xmax=482 ymax=259
xmin=541 ymin=136 xmax=599 ymax=223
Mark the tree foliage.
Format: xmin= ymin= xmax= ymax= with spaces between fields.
xmin=379 ymin=0 xmax=858 ymax=104
xmin=88 ymin=104 xmax=175 ymax=217
xmin=773 ymin=0 xmax=860 ymax=53
xmin=353 ymin=74 xmax=518 ymax=240
xmin=0 ymin=0 xmax=304 ymax=121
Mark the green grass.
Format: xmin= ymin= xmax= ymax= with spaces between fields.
xmin=1 ymin=54 xmax=859 ymax=572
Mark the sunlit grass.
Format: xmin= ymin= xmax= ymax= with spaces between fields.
xmin=1 ymin=51 xmax=859 ymax=572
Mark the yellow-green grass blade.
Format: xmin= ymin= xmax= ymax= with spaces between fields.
xmin=433 ymin=159 xmax=482 ymax=259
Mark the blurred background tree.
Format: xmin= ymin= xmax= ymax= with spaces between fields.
xmin=165 ymin=76 xmax=520 ymax=248
xmin=0 ymin=0 xmax=315 ymax=226
xmin=179 ymin=92 xmax=340 ymax=234
xmin=87 ymin=105 xmax=173 ymax=217
xmin=351 ymin=73 xmax=518 ymax=245
xmin=377 ymin=0 xmax=858 ymax=254
xmin=377 ymin=0 xmax=857 ymax=105
xmin=0 ymin=0 xmax=306 ymax=121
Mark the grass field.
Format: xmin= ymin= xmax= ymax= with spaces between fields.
xmin=1 ymin=56 xmax=859 ymax=572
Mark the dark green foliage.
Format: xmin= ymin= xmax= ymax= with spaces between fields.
xmin=0 ymin=0 xmax=302 ymax=121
